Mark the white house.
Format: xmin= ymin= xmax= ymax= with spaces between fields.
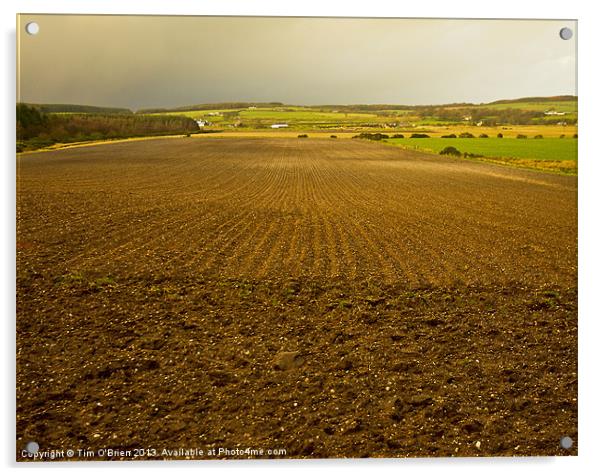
xmin=270 ymin=124 xmax=289 ymax=129
xmin=196 ymin=120 xmax=208 ymax=127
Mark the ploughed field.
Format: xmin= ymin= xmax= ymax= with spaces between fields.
xmin=17 ymin=138 xmax=577 ymax=458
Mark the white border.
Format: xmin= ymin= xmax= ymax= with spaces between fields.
xmin=3 ymin=1 xmax=601 ymax=475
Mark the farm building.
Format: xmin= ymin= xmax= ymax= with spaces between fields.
xmin=270 ymin=124 xmax=289 ymax=129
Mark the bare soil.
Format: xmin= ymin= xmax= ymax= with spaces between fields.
xmin=16 ymin=138 xmax=577 ymax=459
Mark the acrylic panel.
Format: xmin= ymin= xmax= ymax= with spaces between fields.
xmin=16 ymin=14 xmax=578 ymax=461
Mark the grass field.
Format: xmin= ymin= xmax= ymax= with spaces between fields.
xmin=386 ymin=137 xmax=577 ymax=161
xmin=241 ymin=108 xmax=377 ymax=122
xmin=17 ymin=138 xmax=577 ymax=458
xmin=477 ymin=100 xmax=577 ymax=113
xmin=158 ymin=107 xmax=379 ymax=125
xmin=385 ymin=137 xmax=577 ymax=174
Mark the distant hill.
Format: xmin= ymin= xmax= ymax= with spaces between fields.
xmin=21 ymin=103 xmax=133 ymax=114
xmin=138 ymin=96 xmax=577 ymax=113
xmin=21 ymin=97 xmax=577 ymax=115
xmin=138 ymin=102 xmax=285 ymax=114
xmin=486 ymin=96 xmax=577 ymax=105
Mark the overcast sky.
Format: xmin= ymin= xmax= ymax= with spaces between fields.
xmin=17 ymin=15 xmax=577 ymax=110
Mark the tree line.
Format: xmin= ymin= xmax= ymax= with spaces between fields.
xmin=17 ymin=104 xmax=199 ymax=152
xmin=32 ymin=103 xmax=133 ymax=114
xmin=416 ymin=106 xmax=577 ymax=126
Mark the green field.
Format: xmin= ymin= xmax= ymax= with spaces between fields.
xmin=159 ymin=107 xmax=380 ymax=126
xmin=240 ymin=108 xmax=376 ymax=121
xmin=385 ymin=137 xmax=577 ymax=162
xmin=147 ymin=97 xmax=577 ymax=132
xmin=477 ymin=100 xmax=577 ymax=113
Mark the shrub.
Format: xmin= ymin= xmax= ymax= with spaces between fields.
xmin=330 ymin=135 xmax=337 ymax=139
xmin=440 ymin=146 xmax=462 ymax=156
xmin=573 ymin=134 xmax=578 ymax=139
xmin=353 ymin=132 xmax=389 ymax=140
xmin=497 ymin=133 xmax=503 ymax=138
xmin=28 ymin=137 xmax=55 ymax=148
xmin=464 ymin=152 xmax=484 ymax=158
xmin=534 ymin=134 xmax=543 ymax=139
xmin=559 ymin=134 xmax=565 ymax=138
xmin=516 ymin=134 xmax=527 ymax=139
xmin=16 ymin=104 xmax=47 ymax=140
xmin=479 ymin=133 xmax=489 ymax=138
xmin=441 ymin=134 xmax=457 ymax=138
xmin=459 ymin=132 xmax=475 ymax=138
xmin=392 ymin=133 xmax=405 ymax=138
xmin=298 ymin=134 xmax=308 ymax=138
xmin=410 ymin=133 xmax=430 ymax=138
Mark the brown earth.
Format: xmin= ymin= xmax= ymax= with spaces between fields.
xmin=16 ymin=137 xmax=577 ymax=459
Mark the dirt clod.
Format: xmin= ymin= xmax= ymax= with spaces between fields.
xmin=273 ymin=351 xmax=304 ymax=371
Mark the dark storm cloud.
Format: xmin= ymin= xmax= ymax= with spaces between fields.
xmin=17 ymin=15 xmax=576 ymax=109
